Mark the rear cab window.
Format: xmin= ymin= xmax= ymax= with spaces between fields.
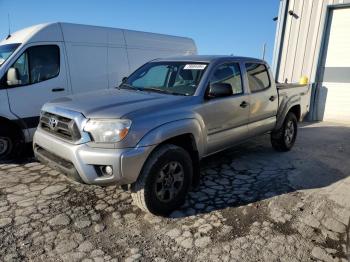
xmin=245 ymin=63 xmax=270 ymax=93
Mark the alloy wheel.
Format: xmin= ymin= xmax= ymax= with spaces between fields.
xmin=154 ymin=161 xmax=185 ymax=203
xmin=284 ymin=120 xmax=295 ymax=145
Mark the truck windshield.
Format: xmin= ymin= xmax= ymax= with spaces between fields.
xmin=0 ymin=43 xmax=20 ymax=67
xmin=121 ymin=62 xmax=208 ymax=96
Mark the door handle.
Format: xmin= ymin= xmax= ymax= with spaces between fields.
xmin=269 ymin=96 xmax=276 ymax=101
xmin=52 ymin=88 xmax=65 ymax=92
xmin=240 ymin=101 xmax=248 ymax=108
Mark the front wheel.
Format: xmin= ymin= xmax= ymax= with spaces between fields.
xmin=0 ymin=126 xmax=24 ymax=161
xmin=0 ymin=129 xmax=15 ymax=160
xmin=131 ymin=144 xmax=193 ymax=216
xmin=271 ymin=112 xmax=298 ymax=152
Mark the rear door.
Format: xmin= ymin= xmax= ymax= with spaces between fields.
xmin=244 ymin=63 xmax=278 ymax=137
xmin=200 ymin=62 xmax=250 ymax=154
xmin=4 ymin=43 xmax=69 ymax=132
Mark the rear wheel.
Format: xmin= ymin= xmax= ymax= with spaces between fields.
xmin=131 ymin=144 xmax=192 ymax=216
xmin=271 ymin=112 xmax=298 ymax=152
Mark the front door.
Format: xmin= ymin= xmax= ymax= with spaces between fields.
xmin=4 ymin=43 xmax=69 ymax=134
xmin=200 ymin=62 xmax=250 ymax=155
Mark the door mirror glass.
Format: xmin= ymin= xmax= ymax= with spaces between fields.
xmin=122 ymin=76 xmax=128 ymax=83
xmin=207 ymin=83 xmax=233 ymax=98
xmin=6 ymin=67 xmax=21 ymax=86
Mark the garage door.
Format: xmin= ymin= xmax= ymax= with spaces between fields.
xmin=320 ymin=7 xmax=350 ymax=122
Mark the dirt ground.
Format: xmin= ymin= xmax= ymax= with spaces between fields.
xmin=0 ymin=121 xmax=349 ymax=262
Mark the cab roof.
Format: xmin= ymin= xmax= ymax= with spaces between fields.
xmin=154 ymin=55 xmax=267 ymax=64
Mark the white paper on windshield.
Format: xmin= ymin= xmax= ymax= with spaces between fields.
xmin=184 ymin=64 xmax=207 ymax=70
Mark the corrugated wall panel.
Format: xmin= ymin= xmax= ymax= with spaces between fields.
xmin=292 ymin=0 xmax=313 ymax=81
xmin=300 ymin=0 xmax=324 ymax=83
xmin=276 ymin=0 xmax=347 ymax=83
xmin=272 ymin=0 xmax=288 ymax=75
xmin=277 ymin=0 xmax=295 ymax=82
xmin=274 ymin=0 xmax=350 ymax=121
xmin=310 ymin=0 xmax=336 ymax=82
xmin=275 ymin=0 xmax=350 ymax=84
xmin=283 ymin=0 xmax=304 ymax=82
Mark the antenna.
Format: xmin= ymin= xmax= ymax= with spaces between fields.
xmin=6 ymin=13 xmax=11 ymax=39
xmin=262 ymin=43 xmax=267 ymax=60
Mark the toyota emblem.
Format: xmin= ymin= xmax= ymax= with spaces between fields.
xmin=48 ymin=117 xmax=58 ymax=130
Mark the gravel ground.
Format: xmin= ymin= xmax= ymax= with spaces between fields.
xmin=0 ymin=121 xmax=349 ymax=262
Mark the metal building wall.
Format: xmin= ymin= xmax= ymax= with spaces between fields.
xmin=273 ymin=0 xmax=349 ymax=84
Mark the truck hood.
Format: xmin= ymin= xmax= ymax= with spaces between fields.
xmin=46 ymin=88 xmax=189 ymax=119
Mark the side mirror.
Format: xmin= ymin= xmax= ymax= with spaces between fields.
xmin=206 ymin=83 xmax=232 ymax=98
xmin=7 ymin=68 xmax=21 ymax=86
xmin=121 ymin=76 xmax=128 ymax=83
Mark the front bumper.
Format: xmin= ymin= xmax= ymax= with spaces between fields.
xmin=33 ymin=128 xmax=155 ymax=185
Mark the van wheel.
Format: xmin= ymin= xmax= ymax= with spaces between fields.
xmin=271 ymin=112 xmax=298 ymax=152
xmin=0 ymin=129 xmax=15 ymax=160
xmin=131 ymin=144 xmax=192 ymax=216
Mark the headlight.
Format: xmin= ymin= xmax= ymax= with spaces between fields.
xmin=84 ymin=119 xmax=131 ymax=143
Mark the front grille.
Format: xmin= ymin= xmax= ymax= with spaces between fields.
xmin=40 ymin=111 xmax=81 ymax=141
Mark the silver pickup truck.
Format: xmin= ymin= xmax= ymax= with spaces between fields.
xmin=33 ymin=55 xmax=310 ymax=215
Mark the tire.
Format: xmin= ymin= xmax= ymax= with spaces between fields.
xmin=0 ymin=128 xmax=15 ymax=160
xmin=271 ymin=112 xmax=298 ymax=152
xmin=131 ymin=144 xmax=193 ymax=216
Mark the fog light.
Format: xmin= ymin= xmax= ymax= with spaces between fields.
xmin=103 ymin=166 xmax=113 ymax=176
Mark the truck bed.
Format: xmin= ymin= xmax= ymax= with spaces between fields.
xmin=276 ymin=83 xmax=311 ymax=122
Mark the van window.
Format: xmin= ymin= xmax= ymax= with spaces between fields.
xmin=8 ymin=45 xmax=60 ymax=86
xmin=210 ymin=63 xmax=243 ymax=95
xmin=12 ymin=52 xmax=30 ymax=85
xmin=245 ymin=63 xmax=270 ymax=92
xmin=0 ymin=43 xmax=20 ymax=67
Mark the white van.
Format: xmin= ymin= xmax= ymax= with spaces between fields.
xmin=0 ymin=22 xmax=197 ymax=159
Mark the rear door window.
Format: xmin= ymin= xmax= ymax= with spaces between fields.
xmin=245 ymin=63 xmax=270 ymax=93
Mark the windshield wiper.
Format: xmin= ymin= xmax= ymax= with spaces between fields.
xmin=142 ymin=87 xmax=187 ymax=96
xmin=118 ymin=83 xmax=142 ymax=91
xmin=118 ymin=83 xmax=133 ymax=89
xmin=119 ymin=84 xmax=187 ymax=96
